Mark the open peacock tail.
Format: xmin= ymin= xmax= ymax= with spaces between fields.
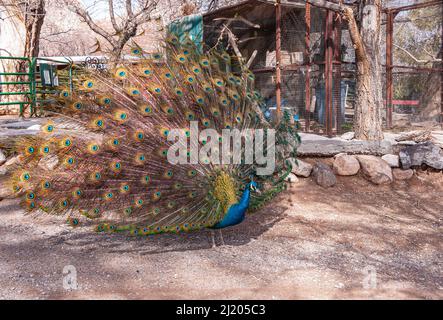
xmin=7 ymin=35 xmax=300 ymax=235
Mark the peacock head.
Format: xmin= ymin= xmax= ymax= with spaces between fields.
xmin=248 ymin=181 xmax=259 ymax=193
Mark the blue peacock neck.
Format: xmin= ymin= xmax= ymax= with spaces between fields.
xmin=237 ymin=187 xmax=251 ymax=211
xmin=211 ymin=183 xmax=252 ymax=229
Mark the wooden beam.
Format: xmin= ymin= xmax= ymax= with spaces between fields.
xmin=275 ymin=0 xmax=282 ymax=122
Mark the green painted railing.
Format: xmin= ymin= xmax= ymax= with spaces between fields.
xmin=0 ymin=56 xmax=74 ymax=117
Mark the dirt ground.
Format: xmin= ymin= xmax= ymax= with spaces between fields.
xmin=0 ymin=168 xmax=442 ymax=300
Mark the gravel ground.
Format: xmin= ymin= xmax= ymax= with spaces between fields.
xmin=0 ymin=170 xmax=442 ymax=300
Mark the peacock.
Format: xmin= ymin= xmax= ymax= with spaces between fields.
xmin=6 ymin=35 xmax=300 ymax=244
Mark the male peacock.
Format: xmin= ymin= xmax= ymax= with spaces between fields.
xmin=7 ymin=36 xmax=299 ymax=243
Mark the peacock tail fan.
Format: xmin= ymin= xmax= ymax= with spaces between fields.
xmin=8 ymin=36 xmax=300 ymax=236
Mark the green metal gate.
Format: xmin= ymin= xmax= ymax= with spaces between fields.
xmin=0 ymin=56 xmax=74 ymax=117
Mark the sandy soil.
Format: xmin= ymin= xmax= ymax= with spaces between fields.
xmin=0 ymin=169 xmax=442 ymax=300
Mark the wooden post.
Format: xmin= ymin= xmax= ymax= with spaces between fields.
xmin=386 ymin=10 xmax=393 ymax=129
xmin=275 ymin=0 xmax=282 ymax=122
xmin=304 ymin=2 xmax=311 ymax=131
xmin=333 ymin=11 xmax=342 ymax=133
xmin=325 ymin=9 xmax=334 ymax=137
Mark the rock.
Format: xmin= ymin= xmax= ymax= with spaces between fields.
xmin=312 ymin=162 xmax=336 ymax=187
xmin=0 ymin=149 xmax=6 ymax=165
xmin=38 ymin=155 xmax=59 ymax=171
xmin=284 ymin=172 xmax=299 ymax=183
xmin=341 ymin=132 xmax=355 ymax=140
xmin=332 ymin=153 xmax=360 ymax=176
xmin=381 ymin=154 xmax=399 ymax=168
xmin=356 ymin=155 xmax=393 ymax=185
xmin=296 ymin=133 xmax=393 ymax=156
xmin=393 ymin=168 xmax=414 ymax=180
xmin=399 ymin=142 xmax=443 ymax=170
xmin=287 ymin=158 xmax=313 ymax=177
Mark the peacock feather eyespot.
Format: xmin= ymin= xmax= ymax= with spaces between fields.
xmin=64 ymin=157 xmax=75 ymax=166
xmin=134 ymin=153 xmax=146 ymax=165
xmin=104 ymin=192 xmax=114 ymax=200
xmin=158 ymin=148 xmax=168 ymax=158
xmin=124 ymin=207 xmax=132 ymax=216
xmin=152 ymin=53 xmax=162 ymax=60
xmin=42 ymin=181 xmax=51 ymax=189
xmin=153 ymin=208 xmax=160 ymax=215
xmin=128 ymin=87 xmax=140 ymax=96
xmin=93 ymin=118 xmax=104 ymax=129
xmin=192 ymin=66 xmax=201 ymax=74
xmin=82 ymin=80 xmax=95 ymax=91
xmin=201 ymin=118 xmax=210 ymax=127
xmin=196 ymin=96 xmax=205 ymax=105
xmin=175 ymin=88 xmax=184 ymax=96
xmin=176 ymin=54 xmax=186 ymax=63
xmin=110 ymin=160 xmax=122 ymax=172
xmin=159 ymin=127 xmax=169 ymax=137
xmin=186 ymin=75 xmax=195 ymax=84
xmin=72 ymin=101 xmax=83 ymax=111
xmin=120 ymin=184 xmax=130 ymax=193
xmin=25 ymin=146 xmax=35 ymax=155
xmin=114 ymin=110 xmax=128 ymax=122
xmin=139 ymin=104 xmax=153 ymax=115
xmin=186 ymin=111 xmax=195 ymax=121
xmin=72 ymin=188 xmax=82 ymax=198
xmin=134 ymin=131 xmax=145 ymax=141
xmin=42 ymin=122 xmax=55 ymax=134
xmin=174 ymin=182 xmax=182 ymax=190
xmin=152 ymin=191 xmax=161 ymax=201
xmin=214 ymin=78 xmax=225 ymax=87
xmin=163 ymin=170 xmax=173 ymax=179
xmin=59 ymin=199 xmax=69 ymax=208
xmin=188 ymin=191 xmax=197 ymax=198
xmin=60 ymin=137 xmax=72 ymax=148
xmin=200 ymin=58 xmax=209 ymax=67
xmin=60 ymin=90 xmax=70 ymax=98
xmin=187 ymin=169 xmax=197 ymax=177
xmin=90 ymin=172 xmax=101 ymax=182
xmin=142 ymin=175 xmax=151 ymax=184
xmin=115 ymin=67 xmax=128 ymax=79
xmin=26 ymin=191 xmax=35 ymax=200
xmin=144 ymin=69 xmax=152 ymax=76
xmin=134 ymin=198 xmax=144 ymax=207
xmin=88 ymin=143 xmax=100 ymax=154
xmin=27 ymin=201 xmax=36 ymax=210
xmin=40 ymin=145 xmax=50 ymax=155
xmin=67 ymin=217 xmax=79 ymax=227
xmin=20 ymin=172 xmax=31 ymax=182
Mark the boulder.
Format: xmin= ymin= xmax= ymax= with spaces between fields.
xmin=312 ymin=162 xmax=336 ymax=188
xmin=393 ymin=168 xmax=414 ymax=180
xmin=287 ymin=158 xmax=313 ymax=177
xmin=0 ymin=149 xmax=6 ymax=166
xmin=332 ymin=153 xmax=360 ymax=176
xmin=381 ymin=154 xmax=399 ymax=168
xmin=284 ymin=172 xmax=299 ymax=183
xmin=356 ymin=155 xmax=393 ymax=185
xmin=340 ymin=132 xmax=355 ymax=141
xmin=399 ymin=142 xmax=443 ymax=170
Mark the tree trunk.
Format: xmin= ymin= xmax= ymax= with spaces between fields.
xmin=16 ymin=0 xmax=46 ymax=116
xmin=344 ymin=0 xmax=383 ymax=140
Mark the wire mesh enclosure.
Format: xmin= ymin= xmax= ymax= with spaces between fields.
xmin=385 ymin=0 xmax=442 ymax=129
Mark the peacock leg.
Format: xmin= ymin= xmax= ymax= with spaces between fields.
xmin=218 ymin=229 xmax=225 ymax=246
xmin=210 ymin=230 xmax=216 ymax=248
